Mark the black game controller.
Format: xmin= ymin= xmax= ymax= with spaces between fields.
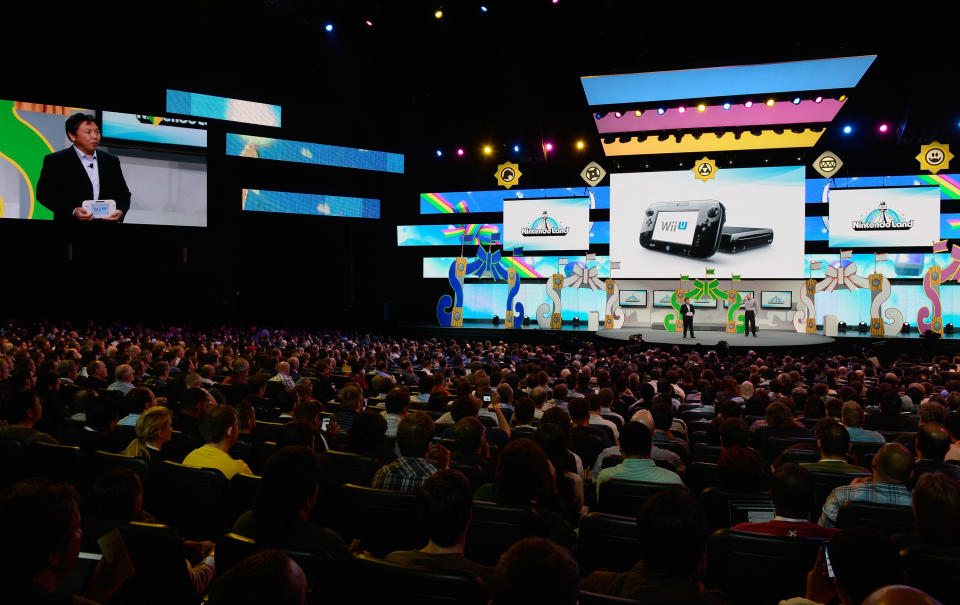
xmin=639 ymin=200 xmax=726 ymax=259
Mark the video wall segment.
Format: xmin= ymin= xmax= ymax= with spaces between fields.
xmin=828 ymin=187 xmax=940 ymax=248
xmin=420 ymin=186 xmax=608 ymax=214
xmin=166 ymin=90 xmax=281 ymax=127
xmin=610 ymin=166 xmax=806 ymax=278
xmin=101 ymin=111 xmax=207 ymax=148
xmin=503 ymin=197 xmax=590 ymax=251
xmin=243 ymin=189 xmax=379 ymax=219
xmin=0 ymin=100 xmax=207 ymax=226
xmin=423 ymin=256 xmax=610 ymax=279
xmin=226 ymin=134 xmax=403 ymax=174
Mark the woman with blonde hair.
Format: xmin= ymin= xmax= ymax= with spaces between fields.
xmin=122 ymin=405 xmax=173 ymax=461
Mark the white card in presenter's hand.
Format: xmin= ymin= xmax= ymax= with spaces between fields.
xmin=82 ymin=199 xmax=117 ymax=219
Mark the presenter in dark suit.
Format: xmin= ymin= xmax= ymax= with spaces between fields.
xmin=36 ymin=113 xmax=131 ymax=222
xmin=680 ymin=300 xmax=695 ymax=338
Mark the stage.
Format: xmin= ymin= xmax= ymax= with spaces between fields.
xmin=405 ymin=320 xmax=960 ymax=358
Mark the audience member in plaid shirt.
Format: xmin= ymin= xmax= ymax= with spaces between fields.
xmin=818 ymin=443 xmax=914 ymax=527
xmin=372 ymin=411 xmax=448 ymax=491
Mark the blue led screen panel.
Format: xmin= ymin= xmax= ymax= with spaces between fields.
xmin=421 ymin=186 xmax=609 ymax=214
xmin=101 ymin=111 xmax=207 ymax=148
xmin=580 ymin=55 xmax=876 ymax=106
xmin=803 ymin=253 xmax=940 ymax=279
xmin=423 ymin=256 xmax=610 ymax=279
xmin=815 ymin=284 xmax=960 ymax=327
xmin=243 ymin=189 xmax=379 ymax=219
xmin=226 ymin=134 xmax=404 ymax=174
xmin=461 ymin=283 xmax=607 ymax=321
xmin=166 ymin=90 xmax=281 ymax=127
xmin=397 ymin=222 xmax=610 ymax=247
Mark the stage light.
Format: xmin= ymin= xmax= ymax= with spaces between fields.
xmin=842 ymin=125 xmax=852 ymax=134
xmin=435 ymin=9 xmax=443 ymax=18
xmin=792 ymin=97 xmax=801 ymax=105
xmin=513 ymin=144 xmax=520 ymax=152
xmin=366 ymin=20 xmax=373 ymax=26
xmin=483 ymin=145 xmax=492 ymax=155
xmin=903 ymin=322 xmax=911 ymax=333
xmin=697 ymin=104 xmax=706 ymax=112
xmin=552 ymin=0 xmax=559 ymax=3
xmin=766 ymin=99 xmax=775 ymax=107
xmin=722 ymin=102 xmax=731 ymax=110
xmin=878 ymin=123 xmax=888 ymax=133
xmin=839 ymin=94 xmax=847 ymax=102
xmin=744 ymin=101 xmax=753 ymax=108
xmin=657 ymin=108 xmax=665 ymax=115
xmin=576 ymin=140 xmax=585 ymax=149
xmin=634 ymin=109 xmax=642 ymax=117
xmin=435 ymin=149 xmax=442 ymax=157
xmin=480 ymin=5 xmax=488 ymax=11
xmin=573 ymin=316 xmax=580 ymax=327
xmin=858 ymin=321 xmax=869 ymax=332
xmin=947 ymin=322 xmax=955 ymax=334
xmin=815 ymin=96 xmax=823 ymax=103
xmin=456 ymin=147 xmax=465 ymax=156
xmin=544 ymin=142 xmax=554 ymax=151
xmin=838 ymin=321 xmax=847 ymax=332
xmin=324 ymin=23 xmax=334 ymax=32
xmin=614 ymin=111 xmax=622 ymax=118
xmin=523 ymin=316 xmax=531 ymax=326
xmin=492 ymin=315 xmax=500 ymax=325
xmin=594 ymin=112 xmax=606 ymax=120
xmin=677 ymin=106 xmax=686 ymax=113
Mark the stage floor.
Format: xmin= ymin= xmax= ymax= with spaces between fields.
xmin=597 ymin=327 xmax=834 ymax=348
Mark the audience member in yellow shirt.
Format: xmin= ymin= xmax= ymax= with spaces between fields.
xmin=182 ymin=404 xmax=252 ymax=479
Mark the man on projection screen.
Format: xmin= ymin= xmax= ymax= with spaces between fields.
xmin=37 ymin=113 xmax=131 ymax=222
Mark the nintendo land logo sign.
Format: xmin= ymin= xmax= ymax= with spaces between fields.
xmin=852 ymin=201 xmax=914 ymax=232
xmin=521 ymin=210 xmax=570 ymax=237
xmin=135 ymin=115 xmax=207 ymax=129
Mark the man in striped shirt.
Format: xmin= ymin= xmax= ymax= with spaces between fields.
xmin=818 ymin=443 xmax=913 ymax=527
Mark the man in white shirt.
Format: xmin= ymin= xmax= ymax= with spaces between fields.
xmin=742 ymin=293 xmax=759 ymax=337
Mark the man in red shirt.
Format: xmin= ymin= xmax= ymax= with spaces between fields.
xmin=732 ymin=463 xmax=838 ymax=539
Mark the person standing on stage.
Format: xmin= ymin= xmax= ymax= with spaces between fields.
xmin=37 ymin=113 xmax=131 ymax=222
xmin=679 ymin=300 xmax=695 ymax=339
xmin=742 ymin=293 xmax=758 ymax=337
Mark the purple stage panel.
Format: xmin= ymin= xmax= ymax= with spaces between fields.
xmin=594 ymin=99 xmax=845 ymax=133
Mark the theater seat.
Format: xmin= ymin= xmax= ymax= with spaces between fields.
xmin=807 ymin=470 xmax=871 ymax=520
xmin=763 ymin=437 xmax=816 ymax=461
xmin=595 ymin=479 xmax=686 ymax=516
xmin=578 ymin=590 xmax=643 ymax=604
xmin=93 ymin=449 xmax=149 ymax=482
xmin=705 ymin=529 xmax=827 ymax=605
xmin=110 ymin=521 xmax=196 ymax=605
xmin=683 ymin=462 xmax=718 ymax=495
xmin=336 ymin=483 xmax=421 ymax=557
xmin=350 ymin=553 xmax=488 ymax=605
xmin=153 ymin=460 xmax=230 ymax=540
xmin=323 ymin=449 xmax=380 ymax=486
xmin=228 ymin=472 xmax=262 ymax=524
xmin=215 ymin=532 xmax=341 ymax=603
xmin=29 ymin=441 xmax=84 ymax=485
xmin=899 ymin=544 xmax=960 ymax=605
xmin=0 ymin=438 xmax=26 ymax=488
xmin=465 ymin=500 xmax=540 ymax=566
xmin=777 ymin=447 xmax=820 ymax=464
xmin=701 ymin=487 xmax=776 ymax=530
xmin=836 ymin=501 xmax=915 ymax=534
xmin=578 ymin=512 xmax=639 ymax=574
xmin=692 ymin=443 xmax=722 ymax=463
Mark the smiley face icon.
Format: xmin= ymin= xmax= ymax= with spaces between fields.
xmin=926 ymin=148 xmax=944 ymax=166
xmin=917 ymin=142 xmax=953 ymax=174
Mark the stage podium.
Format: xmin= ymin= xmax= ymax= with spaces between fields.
xmin=823 ymin=315 xmax=838 ymax=337
xmin=588 ymin=311 xmax=600 ymax=331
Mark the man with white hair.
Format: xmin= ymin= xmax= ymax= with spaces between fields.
xmin=108 ymin=364 xmax=136 ymax=395
xmin=269 ymin=361 xmax=296 ymax=389
xmin=593 ymin=410 xmax=685 ymax=477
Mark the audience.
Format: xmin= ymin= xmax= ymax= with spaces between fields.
xmin=582 ymin=490 xmax=717 ymax=604
xmin=732 ymin=463 xmax=838 ymax=538
xmin=819 ymin=443 xmax=914 ymax=527
xmin=181 ymin=404 xmax=253 ymax=479
xmin=121 ymin=405 xmax=173 ymax=461
xmin=206 ymin=550 xmax=307 ymax=605
xmin=800 ymin=418 xmax=869 ymax=473
xmin=494 ymin=537 xmax=579 ymax=605
xmin=596 ymin=421 xmax=683 ymax=498
xmin=371 ymin=411 xmax=447 ymax=490
xmin=385 ymin=469 xmax=495 ymax=586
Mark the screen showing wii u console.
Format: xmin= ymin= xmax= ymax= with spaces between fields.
xmin=651 ymin=211 xmax=699 ymax=245
xmin=610 ymin=166 xmax=805 ymax=278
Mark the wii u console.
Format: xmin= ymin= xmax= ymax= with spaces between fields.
xmin=719 ymin=226 xmax=774 ymax=253
xmin=639 ymin=199 xmax=725 ymax=259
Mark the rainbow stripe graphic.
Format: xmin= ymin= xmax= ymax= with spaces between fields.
xmin=948 ymin=219 xmax=960 ymax=231
xmin=421 ymin=192 xmax=456 ymax=213
xmin=501 ymin=257 xmax=542 ymax=278
xmin=442 ymin=223 xmax=500 ymax=244
xmin=919 ymin=174 xmax=960 ymax=200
